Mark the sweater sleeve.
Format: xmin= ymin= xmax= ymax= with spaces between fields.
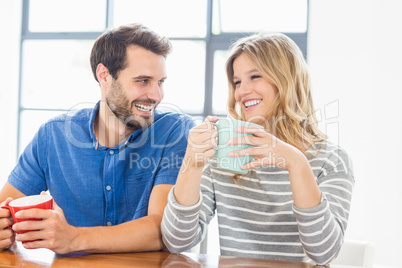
xmin=161 ymin=163 xmax=216 ymax=253
xmin=292 ymin=145 xmax=354 ymax=265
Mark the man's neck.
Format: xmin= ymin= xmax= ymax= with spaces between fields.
xmin=93 ymin=101 xmax=135 ymax=148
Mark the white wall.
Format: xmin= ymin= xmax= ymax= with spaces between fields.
xmin=309 ymin=0 xmax=402 ymax=267
xmin=1 ymin=0 xmax=401 ymax=267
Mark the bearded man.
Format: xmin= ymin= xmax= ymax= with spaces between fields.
xmin=0 ymin=23 xmax=195 ymax=254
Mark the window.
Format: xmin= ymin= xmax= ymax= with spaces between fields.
xmin=213 ymin=0 xmax=308 ymax=34
xmin=18 ymin=0 xmax=308 ymax=154
xmin=28 ymin=0 xmax=106 ymax=32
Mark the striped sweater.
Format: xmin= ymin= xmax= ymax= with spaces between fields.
xmin=161 ymin=140 xmax=354 ymax=265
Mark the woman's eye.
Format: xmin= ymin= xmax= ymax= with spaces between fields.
xmin=234 ymin=81 xmax=240 ymax=86
xmin=251 ymin=75 xmax=261 ymax=80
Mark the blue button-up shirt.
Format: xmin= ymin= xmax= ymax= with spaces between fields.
xmin=8 ymin=102 xmax=195 ymax=227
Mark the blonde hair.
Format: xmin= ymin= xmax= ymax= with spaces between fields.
xmin=225 ymin=32 xmax=326 ymax=152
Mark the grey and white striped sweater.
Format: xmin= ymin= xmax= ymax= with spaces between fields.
xmin=161 ymin=140 xmax=354 ymax=265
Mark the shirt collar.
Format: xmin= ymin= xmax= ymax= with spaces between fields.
xmin=89 ymin=101 xmax=101 ymax=149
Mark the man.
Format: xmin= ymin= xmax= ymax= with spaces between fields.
xmin=0 ymin=23 xmax=195 ymax=253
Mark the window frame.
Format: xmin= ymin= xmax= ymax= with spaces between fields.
xmin=17 ymin=0 xmax=309 ymax=155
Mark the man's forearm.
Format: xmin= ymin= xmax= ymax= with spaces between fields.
xmin=73 ymin=213 xmax=164 ymax=253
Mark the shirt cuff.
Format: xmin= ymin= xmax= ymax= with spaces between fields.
xmin=168 ymin=186 xmax=203 ymax=215
xmin=292 ymin=192 xmax=328 ymax=221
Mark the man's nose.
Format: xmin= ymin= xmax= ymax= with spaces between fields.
xmin=147 ymin=83 xmax=164 ymax=102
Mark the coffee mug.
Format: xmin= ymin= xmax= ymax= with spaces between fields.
xmin=1 ymin=194 xmax=53 ymax=235
xmin=213 ymin=118 xmax=262 ymax=174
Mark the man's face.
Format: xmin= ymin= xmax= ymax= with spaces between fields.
xmin=106 ymin=45 xmax=167 ymax=130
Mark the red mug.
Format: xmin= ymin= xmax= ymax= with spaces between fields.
xmin=1 ymin=194 xmax=53 ymax=238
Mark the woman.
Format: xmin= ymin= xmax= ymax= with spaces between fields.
xmin=161 ymin=33 xmax=354 ymax=265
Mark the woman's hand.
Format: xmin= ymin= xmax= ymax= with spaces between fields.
xmin=174 ymin=116 xmax=219 ymax=206
xmin=228 ymin=126 xmax=322 ymax=209
xmin=227 ymin=126 xmax=306 ymax=172
xmin=184 ymin=116 xmax=219 ymax=169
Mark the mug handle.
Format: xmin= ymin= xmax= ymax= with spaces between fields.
xmin=1 ymin=204 xmax=10 ymax=210
xmin=0 ymin=205 xmax=14 ymax=229
xmin=212 ymin=122 xmax=219 ymax=151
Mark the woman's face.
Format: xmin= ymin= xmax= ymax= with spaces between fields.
xmin=233 ymin=52 xmax=278 ymax=125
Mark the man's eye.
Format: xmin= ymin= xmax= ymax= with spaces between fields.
xmin=138 ymin=79 xmax=148 ymax=83
xmin=158 ymin=79 xmax=165 ymax=84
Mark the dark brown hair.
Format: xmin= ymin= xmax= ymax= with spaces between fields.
xmin=90 ymin=23 xmax=172 ymax=82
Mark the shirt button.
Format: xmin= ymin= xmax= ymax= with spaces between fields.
xmin=106 ymin=185 xmax=111 ymax=191
xmin=107 ymin=222 xmax=112 ymax=226
xmin=109 ymin=150 xmax=115 ymax=155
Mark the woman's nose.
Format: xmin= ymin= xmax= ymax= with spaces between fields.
xmin=237 ymin=81 xmax=252 ymax=97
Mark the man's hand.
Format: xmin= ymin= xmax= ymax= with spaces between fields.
xmin=12 ymin=199 xmax=80 ymax=254
xmin=0 ymin=197 xmax=15 ymax=250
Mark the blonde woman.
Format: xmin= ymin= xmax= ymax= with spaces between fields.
xmin=161 ymin=33 xmax=354 ymax=265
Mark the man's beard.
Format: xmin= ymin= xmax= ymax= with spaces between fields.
xmin=106 ymin=80 xmax=157 ymax=130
